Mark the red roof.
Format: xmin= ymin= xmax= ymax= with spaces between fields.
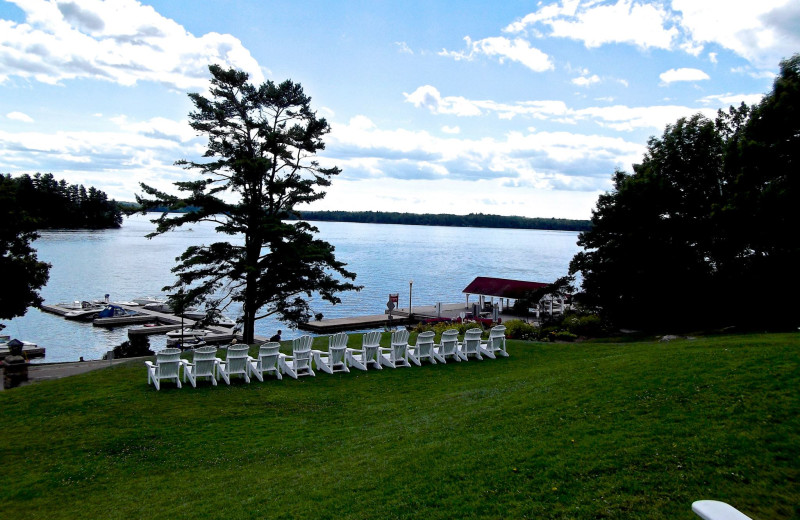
xmin=462 ymin=277 xmax=550 ymax=299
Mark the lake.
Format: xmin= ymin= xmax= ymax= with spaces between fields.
xmin=3 ymin=213 xmax=581 ymax=363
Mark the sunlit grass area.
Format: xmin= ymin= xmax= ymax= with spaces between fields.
xmin=1 ymin=333 xmax=798 ymax=519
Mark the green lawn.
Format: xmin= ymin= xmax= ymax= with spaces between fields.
xmin=1 ymin=333 xmax=798 ymax=519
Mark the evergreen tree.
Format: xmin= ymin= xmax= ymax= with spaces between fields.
xmin=0 ymin=175 xmax=50 ymax=329
xmin=137 ymin=65 xmax=359 ymax=343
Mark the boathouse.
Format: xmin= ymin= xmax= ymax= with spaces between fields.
xmin=462 ymin=276 xmax=549 ymax=312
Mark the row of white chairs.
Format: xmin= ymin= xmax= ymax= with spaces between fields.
xmin=145 ymin=326 xmax=508 ymax=390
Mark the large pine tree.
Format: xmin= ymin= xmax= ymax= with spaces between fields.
xmin=138 ymin=65 xmax=359 ymax=343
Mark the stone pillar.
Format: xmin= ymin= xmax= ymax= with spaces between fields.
xmin=3 ymin=339 xmax=29 ymax=389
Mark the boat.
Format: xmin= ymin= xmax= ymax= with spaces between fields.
xmin=142 ymin=302 xmax=174 ymax=313
xmin=165 ymin=328 xmax=213 ymax=340
xmin=56 ymin=300 xmax=84 ymax=310
xmin=64 ymin=301 xmax=106 ymax=320
xmin=95 ymin=305 xmax=139 ymax=319
xmin=181 ymin=309 xmax=237 ymax=328
xmin=132 ymin=296 xmax=166 ymax=307
xmin=0 ymin=335 xmax=45 ymax=360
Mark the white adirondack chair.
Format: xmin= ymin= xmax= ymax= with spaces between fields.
xmin=249 ymin=342 xmax=283 ymax=382
xmin=280 ymin=335 xmax=315 ymax=379
xmin=216 ymin=344 xmax=251 ymax=384
xmin=408 ymin=330 xmax=440 ymax=365
xmin=313 ymin=332 xmax=351 ymax=374
xmin=380 ymin=329 xmax=411 ymax=368
xmin=433 ymin=329 xmax=461 ymax=363
xmin=459 ymin=328 xmax=484 ymax=361
xmin=480 ymin=325 xmax=508 ymax=359
xmin=145 ymin=348 xmax=183 ymax=390
xmin=692 ymin=500 xmax=753 ymax=520
xmin=347 ymin=331 xmax=383 ymax=371
xmin=182 ymin=346 xmax=218 ymax=387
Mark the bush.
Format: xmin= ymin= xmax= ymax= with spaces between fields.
xmin=111 ymin=335 xmax=153 ymax=359
xmin=411 ymin=321 xmax=484 ymax=340
xmin=563 ymin=313 xmax=605 ymax=337
xmin=503 ymin=319 xmax=537 ymax=340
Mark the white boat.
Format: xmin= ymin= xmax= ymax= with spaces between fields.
xmin=56 ymin=300 xmax=84 ymax=310
xmin=0 ymin=336 xmax=44 ymax=359
xmin=132 ymin=296 xmax=166 ymax=307
xmin=165 ymin=328 xmax=213 ymax=340
xmin=181 ymin=309 xmax=237 ymax=328
xmin=64 ymin=301 xmax=106 ymax=320
xmin=143 ymin=302 xmax=174 ymax=313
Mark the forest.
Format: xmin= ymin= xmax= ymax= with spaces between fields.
xmin=0 ymin=173 xmax=122 ymax=229
xmin=295 ymin=210 xmax=591 ymax=232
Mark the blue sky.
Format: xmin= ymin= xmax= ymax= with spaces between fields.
xmin=1 ymin=0 xmax=797 ymax=219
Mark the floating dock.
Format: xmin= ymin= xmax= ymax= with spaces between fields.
xmin=0 ymin=344 xmax=46 ymax=361
xmin=40 ymin=301 xmax=248 ymax=345
xmin=298 ymin=314 xmax=412 ymax=333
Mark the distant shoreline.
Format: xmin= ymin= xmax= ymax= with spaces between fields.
xmin=125 ymin=205 xmax=591 ymax=233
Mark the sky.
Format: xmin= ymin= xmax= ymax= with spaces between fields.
xmin=1 ymin=1 xmax=797 ymax=219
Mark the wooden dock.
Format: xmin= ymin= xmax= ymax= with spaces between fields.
xmin=41 ymin=301 xmax=248 ymax=345
xmin=93 ymin=315 xmax=155 ymax=327
xmin=0 ymin=344 xmax=46 ymax=361
xmin=298 ymin=314 xmax=411 ymax=333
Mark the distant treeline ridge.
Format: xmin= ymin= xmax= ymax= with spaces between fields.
xmin=295 ymin=211 xmax=591 ymax=232
xmin=2 ymin=173 xmax=122 ymax=229
xmin=133 ymin=206 xmax=591 ymax=232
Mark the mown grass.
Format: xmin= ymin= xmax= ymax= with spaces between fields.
xmin=1 ymin=333 xmax=798 ymax=519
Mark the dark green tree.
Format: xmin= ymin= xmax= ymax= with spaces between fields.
xmin=137 ymin=65 xmax=359 ymax=343
xmin=570 ymin=54 xmax=800 ymax=331
xmin=0 ymin=175 xmax=51 ymax=329
xmin=719 ymin=54 xmax=800 ymax=327
xmin=570 ymin=114 xmax=726 ymax=330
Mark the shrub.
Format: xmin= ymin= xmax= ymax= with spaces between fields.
xmin=411 ymin=321 xmax=484 ymax=340
xmin=503 ymin=319 xmax=537 ymax=340
xmin=563 ymin=313 xmax=605 ymax=337
xmin=111 ymin=335 xmax=153 ymax=358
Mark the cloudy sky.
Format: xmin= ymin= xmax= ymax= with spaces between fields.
xmin=1 ymin=0 xmax=797 ymax=219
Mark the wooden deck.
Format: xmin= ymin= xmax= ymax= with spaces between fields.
xmin=298 ymin=314 xmax=411 ymax=333
xmin=0 ymin=345 xmax=46 ymax=361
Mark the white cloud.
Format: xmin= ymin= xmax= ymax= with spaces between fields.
xmin=572 ymin=74 xmax=600 ymax=87
xmin=0 ymin=0 xmax=263 ymax=89
xmin=698 ymin=93 xmax=765 ymax=107
xmin=404 ymin=85 xmax=717 ymax=131
xmin=672 ymin=0 xmax=800 ymax=69
xmin=505 ymin=0 xmax=678 ymax=50
xmin=441 ymin=125 xmax=461 ymax=134
xmin=502 ymin=0 xmax=797 ymax=69
xmin=6 ymin=111 xmax=34 ymax=122
xmin=324 ymin=115 xmax=644 ymax=194
xmin=730 ymin=66 xmax=776 ymax=79
xmin=659 ymin=67 xmax=710 ymax=83
xmin=439 ymin=36 xmax=553 ymax=72
xmin=395 ymin=41 xmax=413 ymax=55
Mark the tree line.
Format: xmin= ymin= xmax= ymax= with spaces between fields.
xmin=568 ymin=54 xmax=800 ymax=331
xmin=295 ymin=210 xmax=591 ymax=232
xmin=1 ymin=173 xmax=123 ymax=229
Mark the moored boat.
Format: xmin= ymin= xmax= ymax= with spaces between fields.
xmin=142 ymin=302 xmax=174 ymax=313
xmin=132 ymin=296 xmax=166 ymax=307
xmin=0 ymin=335 xmax=45 ymax=360
xmin=165 ymin=328 xmax=213 ymax=340
xmin=95 ymin=305 xmax=139 ymax=319
xmin=64 ymin=301 xmax=105 ymax=320
xmin=181 ymin=309 xmax=237 ymax=328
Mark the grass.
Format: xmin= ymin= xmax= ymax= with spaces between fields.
xmin=1 ymin=332 xmax=798 ymax=519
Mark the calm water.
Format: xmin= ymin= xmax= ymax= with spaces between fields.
xmin=4 ymin=213 xmax=581 ymax=363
